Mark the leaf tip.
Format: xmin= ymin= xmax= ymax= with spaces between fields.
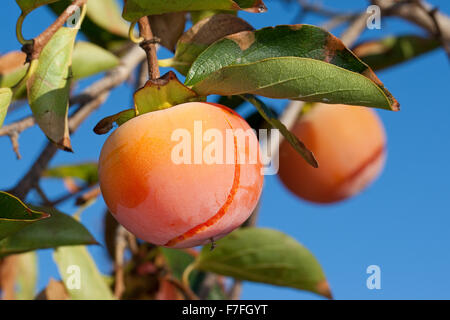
xmin=317 ymin=280 xmax=333 ymax=299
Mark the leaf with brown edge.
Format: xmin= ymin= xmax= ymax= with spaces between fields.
xmin=186 ymin=25 xmax=399 ymax=111
xmin=0 ymin=52 xmax=28 ymax=89
xmin=149 ymin=12 xmax=186 ymax=52
xmin=134 ymin=71 xmax=200 ymax=115
xmin=122 ymin=0 xmax=267 ymax=22
xmin=161 ymin=14 xmax=254 ymax=75
xmin=353 ymin=35 xmax=440 ymax=71
xmin=0 ymin=191 xmax=50 ymax=242
xmin=194 ymin=227 xmax=332 ymax=299
xmin=243 ymin=95 xmax=317 ymax=168
xmin=93 ymin=109 xmax=136 ymax=135
xmin=27 ymin=27 xmax=77 ymax=151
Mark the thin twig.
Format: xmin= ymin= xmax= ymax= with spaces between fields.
xmin=114 ymin=226 xmax=128 ymax=299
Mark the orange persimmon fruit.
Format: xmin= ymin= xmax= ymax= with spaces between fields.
xmin=98 ymin=102 xmax=263 ymax=248
xmin=278 ymin=103 xmax=386 ymax=204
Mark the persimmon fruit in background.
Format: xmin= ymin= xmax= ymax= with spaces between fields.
xmin=98 ymin=102 xmax=264 ymax=248
xmin=278 ymin=103 xmax=386 ymax=204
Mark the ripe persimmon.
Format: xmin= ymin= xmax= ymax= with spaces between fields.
xmin=99 ymin=102 xmax=263 ymax=248
xmin=278 ymin=103 xmax=386 ymax=204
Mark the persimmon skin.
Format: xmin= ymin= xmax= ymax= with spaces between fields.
xmin=98 ymin=102 xmax=263 ymax=248
xmin=278 ymin=103 xmax=386 ymax=204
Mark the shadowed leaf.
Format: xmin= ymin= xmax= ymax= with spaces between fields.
xmin=0 ymin=88 xmax=13 ymax=128
xmin=353 ymin=35 xmax=440 ymax=71
xmin=44 ymin=162 xmax=99 ymax=185
xmin=122 ymin=0 xmax=267 ymax=22
xmin=162 ymin=14 xmax=253 ymax=75
xmin=195 ymin=227 xmax=332 ymax=299
xmin=72 ymin=41 xmax=119 ymax=79
xmin=0 ymin=192 xmax=50 ymax=242
xmin=54 ymin=245 xmax=115 ymax=300
xmin=149 ymin=12 xmax=186 ymax=52
xmin=186 ymin=25 xmax=399 ymax=111
xmin=27 ymin=27 xmax=77 ymax=151
xmin=0 ymin=206 xmax=96 ymax=257
xmin=16 ymin=0 xmax=61 ymax=14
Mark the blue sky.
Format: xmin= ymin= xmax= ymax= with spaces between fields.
xmin=1 ymin=0 xmax=450 ymax=300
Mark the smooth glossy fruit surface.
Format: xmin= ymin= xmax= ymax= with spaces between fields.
xmin=99 ymin=102 xmax=263 ymax=248
xmin=279 ymin=103 xmax=386 ymax=204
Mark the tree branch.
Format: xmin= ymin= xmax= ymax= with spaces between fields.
xmin=137 ymin=16 xmax=160 ymax=80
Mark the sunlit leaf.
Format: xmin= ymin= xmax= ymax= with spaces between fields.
xmin=86 ymin=0 xmax=129 ymax=37
xmin=162 ymin=14 xmax=253 ymax=75
xmin=0 ymin=192 xmax=50 ymax=242
xmin=122 ymin=0 xmax=267 ymax=22
xmin=54 ymin=245 xmax=115 ymax=300
xmin=186 ymin=25 xmax=399 ymax=111
xmin=0 ymin=88 xmax=13 ymax=128
xmin=15 ymin=251 xmax=38 ymax=300
xmin=353 ymin=35 xmax=440 ymax=71
xmin=0 ymin=51 xmax=28 ymax=89
xmin=134 ymin=71 xmax=199 ymax=114
xmin=71 ymin=41 xmax=119 ymax=79
xmin=16 ymin=0 xmax=61 ymax=14
xmin=0 ymin=206 xmax=96 ymax=257
xmin=43 ymin=162 xmax=99 ymax=185
xmin=27 ymin=27 xmax=77 ymax=151
xmin=195 ymin=227 xmax=332 ymax=299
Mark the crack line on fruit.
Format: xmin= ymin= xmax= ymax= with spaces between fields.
xmin=164 ymin=117 xmax=240 ymax=247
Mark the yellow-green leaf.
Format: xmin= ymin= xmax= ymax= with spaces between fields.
xmin=72 ymin=41 xmax=119 ymax=79
xmin=0 ymin=88 xmax=13 ymax=128
xmin=27 ymin=27 xmax=77 ymax=151
xmin=54 ymin=245 xmax=115 ymax=300
xmin=86 ymin=0 xmax=129 ymax=37
xmin=44 ymin=162 xmax=99 ymax=185
xmin=16 ymin=0 xmax=61 ymax=14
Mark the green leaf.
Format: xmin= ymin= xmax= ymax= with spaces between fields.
xmin=243 ymin=95 xmax=317 ymax=167
xmin=86 ymin=0 xmax=130 ymax=37
xmin=15 ymin=251 xmax=38 ymax=300
xmin=16 ymin=0 xmax=61 ymax=14
xmin=122 ymin=0 xmax=267 ymax=22
xmin=71 ymin=41 xmax=119 ymax=79
xmin=194 ymin=227 xmax=332 ymax=299
xmin=353 ymin=35 xmax=440 ymax=71
xmin=27 ymin=27 xmax=77 ymax=151
xmin=160 ymin=248 xmax=227 ymax=300
xmin=54 ymin=245 xmax=115 ymax=300
xmin=0 ymin=192 xmax=50 ymax=242
xmin=0 ymin=88 xmax=13 ymax=128
xmin=161 ymin=14 xmax=253 ymax=75
xmin=185 ymin=25 xmax=399 ymax=111
xmin=134 ymin=71 xmax=199 ymax=114
xmin=49 ymin=1 xmax=127 ymax=50
xmin=93 ymin=109 xmax=136 ymax=135
xmin=0 ymin=206 xmax=97 ymax=257
xmin=43 ymin=162 xmax=99 ymax=185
